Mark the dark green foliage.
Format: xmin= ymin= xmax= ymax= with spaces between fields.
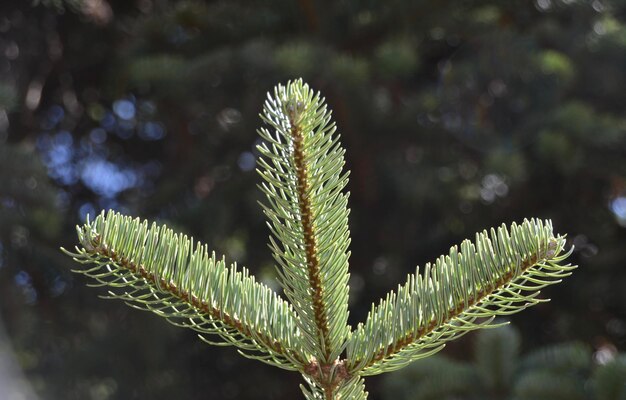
xmin=475 ymin=323 xmax=520 ymax=392
xmin=383 ymin=356 xmax=479 ymax=400
xmin=593 ymin=355 xmax=626 ymax=400
xmin=382 ymin=325 xmax=626 ymax=400
xmin=0 ymin=144 xmax=64 ymax=295
xmin=0 ymin=145 xmax=60 ymax=238
xmin=520 ymin=341 xmax=591 ymax=374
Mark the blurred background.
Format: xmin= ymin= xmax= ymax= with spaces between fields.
xmin=0 ymin=0 xmax=625 ymax=399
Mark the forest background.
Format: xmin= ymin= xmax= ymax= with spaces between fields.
xmin=0 ymin=0 xmax=625 ymax=398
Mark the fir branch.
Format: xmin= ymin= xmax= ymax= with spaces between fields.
xmin=256 ymin=80 xmax=351 ymax=365
xmin=63 ymin=211 xmax=305 ymax=370
xmin=346 ymin=219 xmax=576 ymax=375
xmin=62 ymin=80 xmax=577 ymax=400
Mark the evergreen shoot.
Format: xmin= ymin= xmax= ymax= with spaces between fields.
xmin=63 ymin=79 xmax=576 ymax=399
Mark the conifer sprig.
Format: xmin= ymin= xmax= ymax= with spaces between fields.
xmin=346 ymin=219 xmax=575 ymax=376
xmin=63 ymin=212 xmax=305 ymax=370
xmin=256 ymin=81 xmax=351 ymax=364
xmin=63 ymin=79 xmax=576 ymax=400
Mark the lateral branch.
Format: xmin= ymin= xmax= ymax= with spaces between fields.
xmin=86 ymin=235 xmax=304 ymax=366
xmin=360 ymin=241 xmax=557 ymax=370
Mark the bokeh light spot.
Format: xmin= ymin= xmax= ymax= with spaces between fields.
xmin=237 ymin=152 xmax=256 ymax=171
xmin=139 ymin=121 xmax=166 ymax=141
xmin=112 ymin=99 xmax=136 ymax=120
xmin=609 ymin=196 xmax=626 ymax=226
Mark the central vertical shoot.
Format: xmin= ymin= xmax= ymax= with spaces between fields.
xmin=256 ymin=80 xmax=351 ymax=373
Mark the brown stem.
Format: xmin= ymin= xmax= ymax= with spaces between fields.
xmin=87 ymin=235 xmax=305 ymax=365
xmin=289 ymin=114 xmax=332 ymax=361
xmin=304 ymin=358 xmax=351 ymax=398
